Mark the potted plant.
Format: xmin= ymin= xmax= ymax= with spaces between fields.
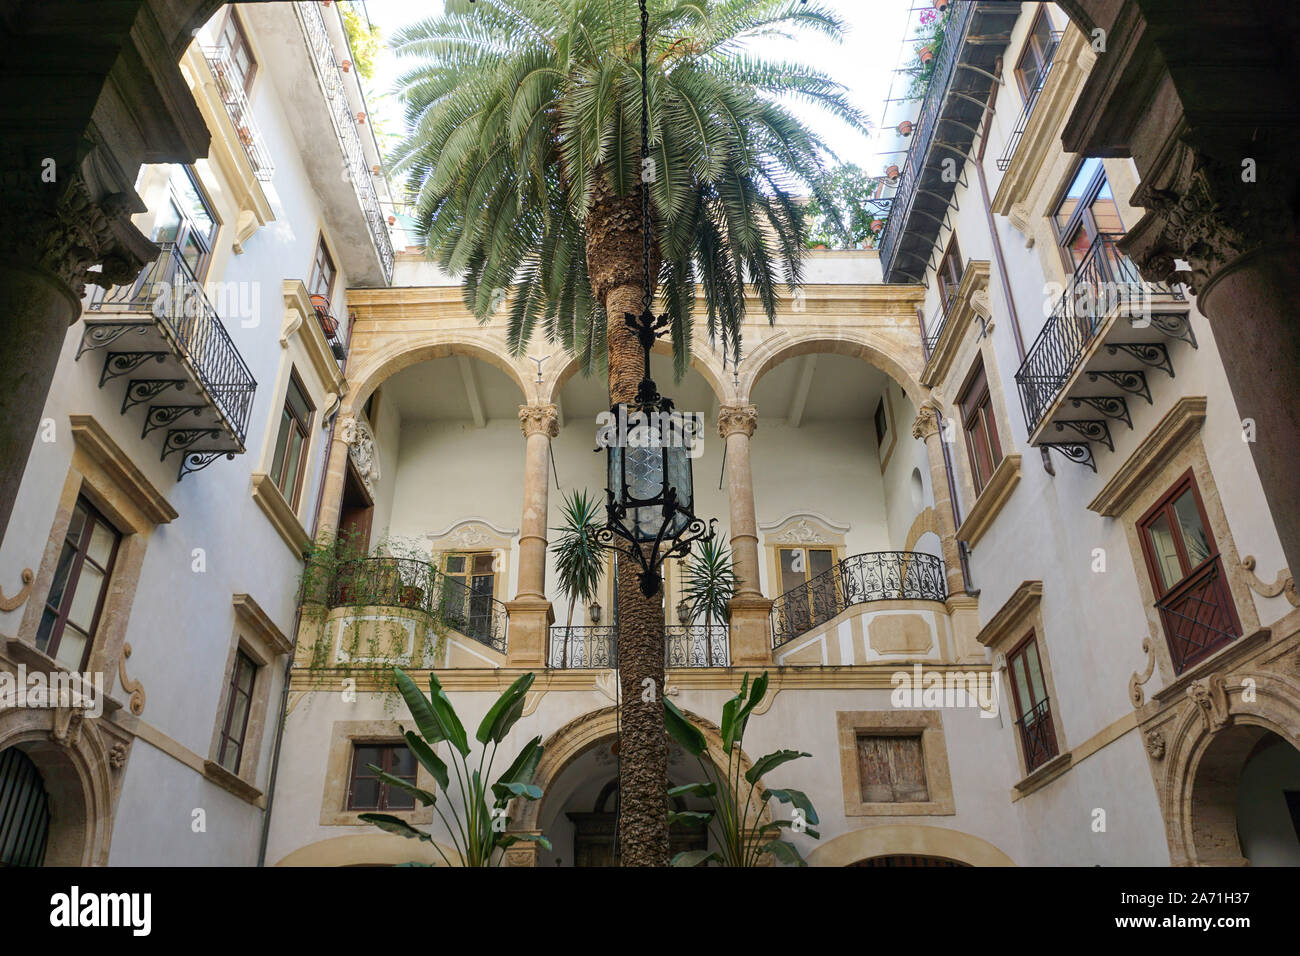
xmin=870 ymin=219 xmax=885 ymax=235
xmin=680 ymin=537 xmax=738 ymax=666
xmin=341 ymin=58 xmax=352 ymax=72
xmin=886 ymin=164 xmax=900 ymax=181
xmin=897 ymin=120 xmax=913 ymax=137
xmin=917 ymin=46 xmax=934 ymax=65
xmin=933 ymin=0 xmax=950 ymax=11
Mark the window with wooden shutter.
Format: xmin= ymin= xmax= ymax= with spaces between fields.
xmin=856 ymin=734 xmax=930 ymax=803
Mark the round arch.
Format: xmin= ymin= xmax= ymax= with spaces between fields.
xmin=514 ymin=704 xmax=754 ymax=834
xmin=272 ymin=832 xmax=458 ymax=867
xmin=739 ymin=332 xmax=926 ymax=408
xmin=346 ymin=338 xmax=534 ymax=414
xmin=1159 ymin=671 xmax=1300 ymax=866
xmin=541 ymin=339 xmax=729 ymax=408
xmin=808 ymin=823 xmax=1016 ymax=868
xmin=0 ymin=708 xmax=118 ymax=866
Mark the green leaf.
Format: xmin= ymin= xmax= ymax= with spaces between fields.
xmin=497 ymin=781 xmax=543 ymax=800
xmin=763 ymin=787 xmax=820 ymax=826
xmin=476 ymin=671 xmax=535 ymax=744
xmin=663 ymin=698 xmax=707 ymax=756
xmin=760 ymin=819 xmax=821 ymax=840
xmin=744 ymin=749 xmax=811 ymax=784
xmin=666 ymin=810 xmax=712 ymax=828
xmin=492 ymin=735 xmax=544 ymax=803
xmin=404 ymin=730 xmax=449 ymax=792
xmin=393 ymin=668 xmax=445 ymax=746
xmin=427 ymin=671 xmax=470 ymax=756
xmin=358 ymin=814 xmax=432 ymax=843
xmin=671 ymin=849 xmax=719 ymax=867
xmin=667 ymin=781 xmax=717 ymax=799
xmin=498 ymin=832 xmax=553 ymax=851
xmin=366 ymin=764 xmax=438 ymax=807
xmin=760 ymin=838 xmax=809 ymax=866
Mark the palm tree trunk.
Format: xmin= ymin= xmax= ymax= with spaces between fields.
xmin=585 ymin=169 xmax=669 ymax=867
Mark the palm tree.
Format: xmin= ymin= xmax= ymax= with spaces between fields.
xmin=392 ymin=0 xmax=866 ymax=866
xmin=680 ymin=537 xmax=739 ymax=665
xmin=551 ymin=489 xmax=605 ymax=668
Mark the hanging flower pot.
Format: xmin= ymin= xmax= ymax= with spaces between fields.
xmin=886 ymin=164 xmax=900 ymax=181
xmin=341 ymin=59 xmax=352 ymax=73
xmin=933 ymin=0 xmax=950 ymax=12
xmin=871 ymin=219 xmax=885 ymax=235
xmin=897 ymin=120 xmax=914 ymax=137
xmin=387 ymin=215 xmax=396 ymax=226
xmin=918 ymin=46 xmax=934 ymax=65
xmin=372 ymin=164 xmax=381 ymax=176
xmin=356 ymin=111 xmax=366 ymax=124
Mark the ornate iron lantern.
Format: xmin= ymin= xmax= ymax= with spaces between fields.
xmin=593 ymin=0 xmax=715 ymax=598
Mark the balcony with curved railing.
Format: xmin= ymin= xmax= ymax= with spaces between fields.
xmin=770 ymin=551 xmax=946 ymax=650
xmin=547 ymin=624 xmax=730 ymax=669
xmin=329 ymin=557 xmax=508 ymax=654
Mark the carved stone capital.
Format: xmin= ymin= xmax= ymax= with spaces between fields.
xmin=911 ymin=399 xmax=942 ymax=441
xmin=717 ymin=404 xmax=757 ymax=439
xmin=338 ymin=414 xmax=381 ymax=494
xmin=0 ymin=158 xmax=155 ymax=304
xmin=1122 ymin=129 xmax=1300 ymax=294
xmin=518 ymin=403 xmax=559 ymax=439
xmin=1186 ymin=672 xmax=1232 ymax=734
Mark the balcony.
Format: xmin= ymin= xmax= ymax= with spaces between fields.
xmin=78 ymin=242 xmax=257 ymax=479
xmin=294 ymin=1 xmax=394 ymax=284
xmin=329 ymin=556 xmax=508 ymax=655
xmin=1014 ymin=234 xmax=1193 ymax=470
xmin=309 ymin=293 xmax=348 ymax=363
xmin=203 ymin=45 xmax=274 ymax=182
xmin=771 ymin=551 xmax=947 ymax=649
xmin=878 ymin=1 xmax=1020 ymax=282
xmin=1015 ymin=697 xmax=1059 ymax=773
xmin=547 ymin=625 xmax=731 ymax=669
xmin=1156 ymin=557 xmax=1242 ymax=674
xmin=996 ymin=31 xmax=1064 ymax=173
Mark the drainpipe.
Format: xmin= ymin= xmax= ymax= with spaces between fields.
xmin=973 ymin=56 xmax=1055 ymax=477
xmin=256 ymin=319 xmax=352 ymax=867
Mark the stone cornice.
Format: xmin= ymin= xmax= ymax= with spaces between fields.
xmin=975 ymin=580 xmax=1044 ymax=652
xmin=233 ymin=593 xmax=293 ymax=658
xmin=921 ymin=260 xmax=991 ymax=387
xmin=69 ymin=415 xmax=177 ymax=526
xmin=1087 ymin=396 xmax=1207 ymax=516
xmin=957 ymin=453 xmax=1021 ymax=548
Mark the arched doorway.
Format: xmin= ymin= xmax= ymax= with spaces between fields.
xmin=0 ymin=746 xmax=51 ymax=867
xmin=566 ymin=775 xmax=709 ymax=867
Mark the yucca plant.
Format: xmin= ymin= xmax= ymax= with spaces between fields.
xmin=393 ymin=0 xmax=865 ymax=867
xmin=359 ymin=668 xmax=550 ymax=866
xmin=664 ymin=672 xmax=820 ymax=866
xmin=550 ymin=489 xmax=606 ymax=667
xmin=679 ymin=536 xmax=738 ymax=665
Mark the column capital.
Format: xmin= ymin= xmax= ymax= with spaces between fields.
xmin=717 ymin=404 xmax=758 ymax=439
xmin=1122 ymin=128 xmax=1300 ymax=294
xmin=518 ymin=403 xmax=559 ymax=439
xmin=911 ymin=399 xmax=943 ymax=441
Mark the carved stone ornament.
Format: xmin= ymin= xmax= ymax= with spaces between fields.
xmin=1129 ymin=637 xmax=1157 ymax=707
xmin=1122 ymin=129 xmax=1300 ymax=294
xmin=911 ymin=398 xmax=943 ymax=441
xmin=1144 ymin=729 xmax=1166 ymax=760
xmin=774 ymin=520 xmax=826 ymax=544
xmin=446 ymin=524 xmax=490 ymax=548
xmin=339 ymin=414 xmax=380 ymax=494
xmin=1241 ymin=555 xmax=1299 ymax=607
xmin=0 ymin=568 xmax=34 ymax=612
xmin=517 ymin=403 xmax=559 ymax=439
xmin=51 ymin=707 xmax=85 ymax=748
xmin=1186 ymin=672 xmax=1232 ymax=734
xmin=118 ymin=643 xmax=146 ymax=716
xmin=109 ymin=743 xmax=129 ymax=770
xmin=717 ymin=404 xmax=758 ymax=439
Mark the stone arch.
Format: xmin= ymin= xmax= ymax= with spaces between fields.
xmin=541 ymin=339 xmax=728 ymax=408
xmin=272 ymin=832 xmax=458 ymax=867
xmin=739 ymin=332 xmax=926 ymax=408
xmin=346 ymin=338 xmax=534 ymax=414
xmin=0 ymin=708 xmax=119 ymax=866
xmin=1159 ymin=670 xmax=1300 ymax=866
xmin=808 ymin=824 xmax=1016 ymax=867
xmin=514 ymin=704 xmax=754 ymax=834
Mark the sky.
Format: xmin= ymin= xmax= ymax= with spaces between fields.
xmin=349 ymin=0 xmax=916 ymax=206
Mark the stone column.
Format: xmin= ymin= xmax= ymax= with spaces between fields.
xmin=717 ymin=405 xmax=772 ymax=667
xmin=506 ymin=404 xmax=558 ymax=668
xmin=313 ymin=413 xmax=363 ymax=541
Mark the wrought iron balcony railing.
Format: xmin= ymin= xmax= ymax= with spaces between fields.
xmin=204 ymin=45 xmax=274 ymax=182
xmin=294 ymin=1 xmax=395 ymax=283
xmin=771 ymin=551 xmax=946 ymax=649
xmin=329 ymin=557 xmax=508 ymax=654
xmin=1014 ymin=233 xmax=1186 ymax=436
xmin=80 ymin=242 xmax=257 ymax=478
xmin=309 ymin=293 xmax=348 ymax=363
xmin=1015 ymin=697 xmax=1058 ymax=773
xmin=996 ymin=31 xmax=1063 ymax=173
xmin=546 ymin=624 xmax=730 ymax=669
xmin=1156 ymin=556 xmax=1241 ymax=674
xmin=921 ymin=287 xmax=960 ymax=360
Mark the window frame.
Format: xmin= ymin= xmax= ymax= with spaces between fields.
xmin=346 ymin=742 xmax=417 ymax=811
xmin=152 ymin=166 xmax=220 ymax=282
xmin=958 ymin=359 xmax=1004 ymax=496
xmin=35 ymin=496 xmax=122 ymax=672
xmin=216 ymin=649 xmax=258 ymax=774
xmin=218 ymin=8 xmax=258 ymax=95
xmin=855 ymin=732 xmax=930 ymax=804
xmin=1049 ymin=158 xmax=1123 ymax=275
xmin=1013 ymin=7 xmax=1055 ymax=102
xmin=270 ymin=368 xmax=315 ymax=509
xmin=935 ymin=233 xmax=963 ymax=311
xmin=1005 ymin=631 xmax=1059 ymax=772
xmin=308 ymin=234 xmax=337 ymax=301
